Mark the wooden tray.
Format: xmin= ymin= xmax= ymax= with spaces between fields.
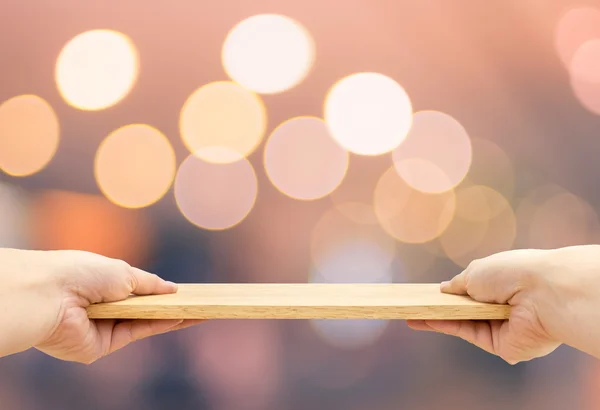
xmin=86 ymin=284 xmax=510 ymax=320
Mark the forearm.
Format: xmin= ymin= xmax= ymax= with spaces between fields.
xmin=538 ymin=245 xmax=600 ymax=360
xmin=0 ymin=248 xmax=62 ymax=358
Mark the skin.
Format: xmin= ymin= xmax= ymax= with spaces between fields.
xmin=3 ymin=245 xmax=600 ymax=365
xmin=0 ymin=248 xmax=202 ymax=364
xmin=407 ymin=245 xmax=600 ymax=364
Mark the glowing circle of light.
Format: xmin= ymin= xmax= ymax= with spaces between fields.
xmin=570 ymin=39 xmax=600 ymax=84
xmin=528 ymin=192 xmax=599 ymax=249
xmin=324 ymin=72 xmax=413 ymax=156
xmin=309 ymin=238 xmax=392 ymax=349
xmin=179 ymin=81 xmax=267 ymax=163
xmin=94 ymin=124 xmax=176 ymax=209
xmin=310 ymin=207 xmax=396 ymax=282
xmin=55 ymin=29 xmax=138 ymax=110
xmin=570 ymin=73 xmax=600 ymax=115
xmin=174 ymin=151 xmax=258 ymax=230
xmin=329 ymin=154 xmax=389 ymax=225
xmin=514 ymin=184 xmax=566 ymax=248
xmin=222 ymin=14 xmax=315 ymax=94
xmin=439 ymin=185 xmax=516 ymax=268
xmin=392 ymin=110 xmax=472 ymax=193
xmin=555 ymin=7 xmax=600 ymax=68
xmin=264 ymin=116 xmax=348 ymax=200
xmin=374 ymin=165 xmax=456 ymax=244
xmin=467 ymin=138 xmax=515 ymax=200
xmin=310 ymin=319 xmax=389 ymax=350
xmin=0 ymin=95 xmax=60 ymax=176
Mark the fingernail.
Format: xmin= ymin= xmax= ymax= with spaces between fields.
xmin=440 ymin=281 xmax=450 ymax=290
xmin=165 ymin=281 xmax=178 ymax=290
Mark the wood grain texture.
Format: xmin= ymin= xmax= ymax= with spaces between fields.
xmin=86 ymin=284 xmax=510 ymax=320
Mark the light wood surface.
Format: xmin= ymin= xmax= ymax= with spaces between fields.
xmin=86 ymin=284 xmax=510 ymax=320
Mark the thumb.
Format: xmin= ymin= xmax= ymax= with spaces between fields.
xmin=440 ymin=270 xmax=468 ymax=295
xmin=442 ymin=250 xmax=536 ymax=304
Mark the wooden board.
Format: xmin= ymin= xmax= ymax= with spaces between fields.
xmin=86 ymin=284 xmax=510 ymax=320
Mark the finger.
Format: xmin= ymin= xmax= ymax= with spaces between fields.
xmin=129 ymin=267 xmax=177 ymax=296
xmin=422 ymin=320 xmax=499 ymax=356
xmin=155 ymin=319 xmax=205 ymax=334
xmin=440 ymin=270 xmax=469 ymax=295
xmin=108 ymin=319 xmax=183 ymax=353
xmin=406 ymin=320 xmax=436 ymax=331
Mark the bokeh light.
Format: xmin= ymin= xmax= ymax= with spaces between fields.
xmin=179 ymin=81 xmax=267 ymax=163
xmin=515 ymin=184 xmax=566 ymax=248
xmin=555 ymin=7 xmax=600 ymax=68
xmin=188 ymin=321 xmax=280 ymax=410
xmin=570 ymin=39 xmax=600 ymax=84
xmin=174 ymin=152 xmax=258 ymax=230
xmin=94 ymin=124 xmax=176 ymax=209
xmin=222 ymin=14 xmax=315 ymax=94
xmin=0 ymin=94 xmax=60 ymax=176
xmin=310 ymin=239 xmax=396 ymax=284
xmin=329 ymin=155 xmax=389 ymax=224
xmin=55 ymin=29 xmax=138 ymax=110
xmin=570 ymin=73 xmax=600 ymax=115
xmin=396 ymin=242 xmax=438 ymax=281
xmin=324 ymin=72 xmax=413 ymax=156
xmin=0 ymin=182 xmax=30 ymax=248
xmin=527 ymin=190 xmax=599 ymax=249
xmin=569 ymin=39 xmax=600 ymax=115
xmin=310 ymin=319 xmax=389 ymax=350
xmin=467 ymin=138 xmax=515 ymax=200
xmin=374 ymin=166 xmax=456 ymax=243
xmin=439 ymin=185 xmax=516 ymax=268
xmin=392 ymin=110 xmax=472 ymax=193
xmin=310 ymin=206 xmax=395 ymax=282
xmin=310 ymin=235 xmax=394 ymax=349
xmin=30 ymin=190 xmax=151 ymax=266
xmin=264 ymin=116 xmax=348 ymax=200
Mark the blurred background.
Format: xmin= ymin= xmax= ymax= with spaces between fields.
xmin=1 ymin=0 xmax=600 ymax=409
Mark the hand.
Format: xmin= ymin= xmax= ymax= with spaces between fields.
xmin=0 ymin=248 xmax=201 ymax=364
xmin=407 ymin=246 xmax=600 ymax=364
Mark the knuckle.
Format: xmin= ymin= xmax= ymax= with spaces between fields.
xmin=126 ymin=270 xmax=138 ymax=292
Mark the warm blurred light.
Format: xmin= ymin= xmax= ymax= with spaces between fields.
xmin=30 ymin=190 xmax=151 ymax=266
xmin=439 ymin=185 xmax=516 ymax=268
xmin=515 ymin=184 xmax=566 ymax=248
xmin=324 ymin=72 xmax=413 ymax=156
xmin=310 ymin=238 xmax=395 ymax=284
xmin=570 ymin=39 xmax=600 ymax=84
xmin=528 ymin=191 xmax=599 ymax=249
xmin=0 ymin=95 xmax=60 ymax=176
xmin=374 ymin=166 xmax=456 ymax=243
xmin=329 ymin=154 xmax=389 ymax=224
xmin=310 ymin=206 xmax=395 ymax=282
xmin=392 ymin=110 xmax=472 ymax=193
xmin=222 ymin=14 xmax=314 ymax=94
xmin=189 ymin=321 xmax=280 ymax=410
xmin=94 ymin=124 xmax=175 ymax=209
xmin=569 ymin=40 xmax=600 ymax=115
xmin=179 ymin=81 xmax=267 ymax=163
xmin=555 ymin=7 xmax=600 ymax=68
xmin=0 ymin=182 xmax=30 ymax=248
xmin=55 ymin=30 xmax=138 ymax=110
xmin=264 ymin=116 xmax=348 ymax=200
xmin=174 ymin=152 xmax=257 ymax=230
xmin=396 ymin=243 xmax=438 ymax=281
xmin=310 ymin=319 xmax=389 ymax=350
xmin=570 ymin=73 xmax=600 ymax=115
xmin=467 ymin=138 xmax=515 ymax=199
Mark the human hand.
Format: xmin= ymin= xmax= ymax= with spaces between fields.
xmin=0 ymin=248 xmax=201 ymax=364
xmin=407 ymin=246 xmax=600 ymax=364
